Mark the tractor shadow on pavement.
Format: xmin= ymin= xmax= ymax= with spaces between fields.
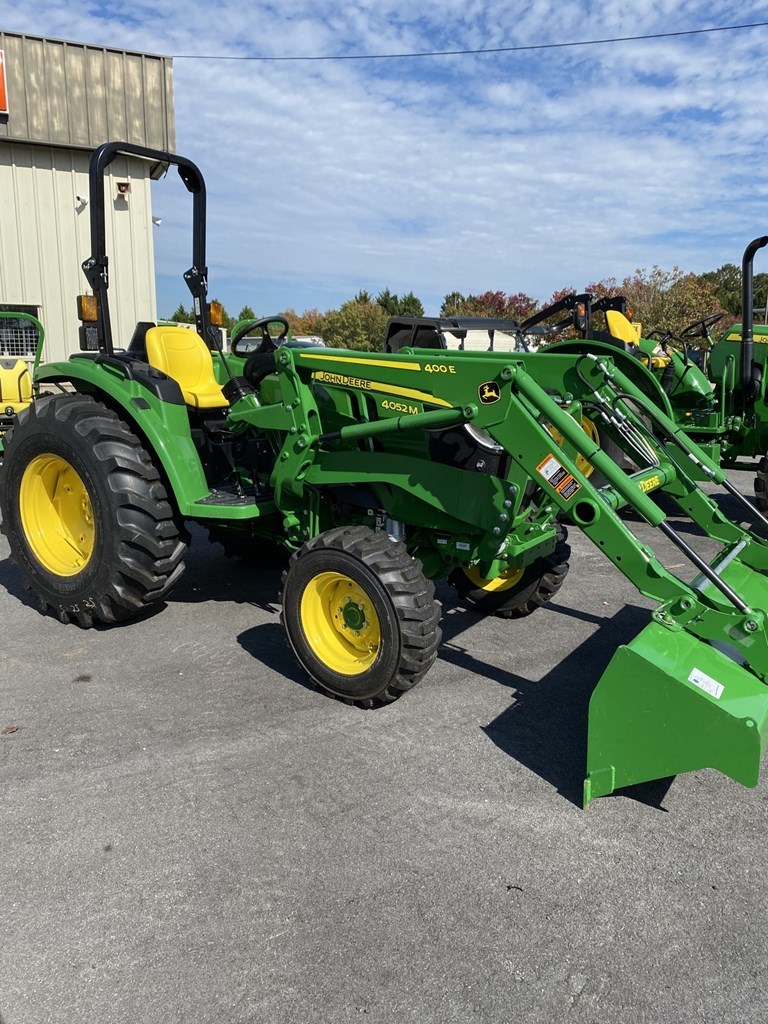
xmin=439 ymin=601 xmax=675 ymax=810
xmin=0 ymin=555 xmax=31 ymax=605
xmin=166 ymin=526 xmax=285 ymax=614
xmin=236 ymin=621 xmax=318 ymax=692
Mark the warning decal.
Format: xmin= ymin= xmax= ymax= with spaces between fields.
xmin=536 ymin=453 xmax=582 ymax=501
xmin=688 ymin=668 xmax=724 ymax=700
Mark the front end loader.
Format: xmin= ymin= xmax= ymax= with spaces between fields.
xmin=3 ymin=142 xmax=768 ymax=808
xmin=540 ymin=240 xmax=768 ymax=515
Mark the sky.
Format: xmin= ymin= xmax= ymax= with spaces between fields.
xmin=6 ymin=1 xmax=768 ymax=318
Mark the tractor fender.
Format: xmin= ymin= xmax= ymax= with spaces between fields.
xmin=35 ymin=358 xmax=210 ymax=513
xmin=542 ymin=339 xmax=675 ymax=419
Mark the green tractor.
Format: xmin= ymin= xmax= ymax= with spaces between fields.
xmin=536 ymin=240 xmax=768 ymax=512
xmin=5 ymin=142 xmax=768 ymax=808
xmin=0 ymin=310 xmax=45 ymax=436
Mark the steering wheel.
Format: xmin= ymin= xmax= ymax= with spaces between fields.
xmin=230 ymin=316 xmax=290 ymax=356
xmin=678 ymin=312 xmax=724 ymax=341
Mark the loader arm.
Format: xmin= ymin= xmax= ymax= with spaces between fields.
xmin=224 ymin=343 xmax=768 ymax=806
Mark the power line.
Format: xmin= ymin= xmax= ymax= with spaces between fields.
xmin=173 ymin=21 xmax=768 ymax=61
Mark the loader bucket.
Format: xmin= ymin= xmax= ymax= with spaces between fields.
xmin=584 ymin=620 xmax=768 ymax=807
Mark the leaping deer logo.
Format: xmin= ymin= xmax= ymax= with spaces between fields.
xmin=479 ymin=381 xmax=501 ymax=404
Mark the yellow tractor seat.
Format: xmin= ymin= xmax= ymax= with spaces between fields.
xmin=605 ymin=310 xmax=641 ymax=345
xmin=144 ymin=326 xmax=228 ymax=409
xmin=0 ymin=357 xmax=33 ymax=414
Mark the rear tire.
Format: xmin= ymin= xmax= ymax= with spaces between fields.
xmin=0 ymin=393 xmax=187 ymax=627
xmin=449 ymin=523 xmax=570 ymax=618
xmin=280 ymin=525 xmax=441 ymax=707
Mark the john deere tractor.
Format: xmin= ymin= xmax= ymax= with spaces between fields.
xmin=0 ymin=310 xmax=45 ymax=436
xmin=531 ymin=240 xmax=768 ymax=513
xmin=5 ymin=141 xmax=768 ymax=808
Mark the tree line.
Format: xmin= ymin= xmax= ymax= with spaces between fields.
xmin=167 ymin=264 xmax=768 ymax=351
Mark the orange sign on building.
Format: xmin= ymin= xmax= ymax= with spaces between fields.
xmin=0 ymin=50 xmax=8 ymax=115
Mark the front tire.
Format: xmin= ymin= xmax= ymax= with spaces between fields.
xmin=449 ymin=523 xmax=570 ymax=618
xmin=0 ymin=393 xmax=187 ymax=627
xmin=280 ymin=525 xmax=441 ymax=707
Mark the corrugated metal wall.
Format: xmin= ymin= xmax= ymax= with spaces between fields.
xmin=0 ymin=32 xmax=174 ymax=151
xmin=0 ymin=32 xmax=174 ymax=362
xmin=0 ymin=145 xmax=156 ymax=362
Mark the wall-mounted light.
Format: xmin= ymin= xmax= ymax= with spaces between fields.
xmin=116 ymin=181 xmax=131 ymax=199
xmin=152 ymin=216 xmax=162 ymax=226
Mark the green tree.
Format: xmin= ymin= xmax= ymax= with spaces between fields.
xmin=376 ymin=287 xmax=398 ymax=315
xmin=169 ymin=302 xmax=195 ymax=323
xmin=398 ymin=291 xmax=425 ymax=316
xmin=439 ymin=290 xmax=537 ymax=320
xmin=701 ymin=263 xmax=741 ymax=315
xmin=322 ymin=299 xmax=389 ymax=351
xmin=281 ymin=307 xmax=327 ymax=336
xmin=236 ymin=305 xmax=257 ymax=324
xmin=441 ymin=291 xmax=466 ymax=316
xmin=756 ymin=273 xmax=768 ymax=314
xmin=376 ymin=288 xmax=425 ymax=317
xmin=618 ymin=267 xmax=720 ymax=340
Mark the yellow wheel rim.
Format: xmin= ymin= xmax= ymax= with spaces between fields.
xmin=463 ymin=564 xmax=525 ymax=593
xmin=547 ymin=416 xmax=599 ymax=477
xmin=19 ymin=454 xmax=95 ymax=576
xmin=300 ymin=571 xmax=382 ymax=675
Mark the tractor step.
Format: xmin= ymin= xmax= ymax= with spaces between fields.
xmin=196 ymin=483 xmax=268 ymax=506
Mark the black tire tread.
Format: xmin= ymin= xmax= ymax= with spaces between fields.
xmin=280 ymin=524 xmax=441 ymax=706
xmin=450 ymin=523 xmax=570 ymax=619
xmin=755 ymin=455 xmax=768 ymax=516
xmin=0 ymin=393 xmax=186 ymax=627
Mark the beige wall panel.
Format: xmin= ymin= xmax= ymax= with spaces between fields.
xmin=144 ymin=61 xmax=165 ymax=150
xmin=0 ymin=33 xmax=171 ymax=358
xmin=84 ymin=49 xmax=109 ymax=143
xmin=64 ymin=46 xmax=89 ymax=147
xmin=1 ymin=35 xmax=28 ymax=138
xmin=21 ymin=37 xmax=47 ymax=140
xmin=0 ymin=146 xmax=157 ymax=363
xmin=44 ymin=41 xmax=69 ymax=144
xmin=0 ymin=33 xmax=173 ymax=150
xmin=104 ymin=52 xmax=128 ymax=143
xmin=124 ymin=55 xmax=146 ymax=144
xmin=0 ymin=148 xmax=23 ymax=297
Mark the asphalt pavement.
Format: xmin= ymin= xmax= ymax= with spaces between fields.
xmin=1 ymin=469 xmax=767 ymax=1024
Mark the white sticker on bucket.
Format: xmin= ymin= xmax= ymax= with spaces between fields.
xmin=688 ymin=668 xmax=724 ymax=700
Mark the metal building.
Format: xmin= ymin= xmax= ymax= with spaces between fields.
xmin=0 ymin=31 xmax=175 ymax=363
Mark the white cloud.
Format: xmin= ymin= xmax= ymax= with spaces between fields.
xmin=4 ymin=1 xmax=768 ymax=316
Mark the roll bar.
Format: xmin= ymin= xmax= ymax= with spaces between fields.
xmin=81 ymin=141 xmax=209 ymax=355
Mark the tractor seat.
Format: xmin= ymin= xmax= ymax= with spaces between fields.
xmin=605 ymin=310 xmax=641 ymax=346
xmin=603 ymin=310 xmax=669 ymax=368
xmin=144 ymin=326 xmax=228 ymax=409
xmin=0 ymin=357 xmax=33 ymax=414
